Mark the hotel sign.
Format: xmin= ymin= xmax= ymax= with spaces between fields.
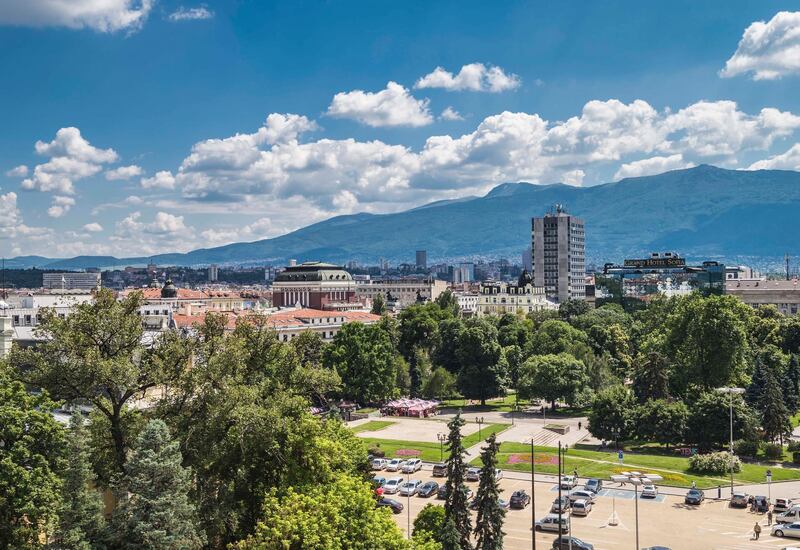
xmin=623 ymin=257 xmax=686 ymax=268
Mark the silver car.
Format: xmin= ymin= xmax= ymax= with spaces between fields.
xmin=535 ymin=514 xmax=570 ymax=533
xmin=571 ymin=499 xmax=593 ymax=516
xmin=398 ymin=480 xmax=422 ymax=496
xmin=772 ymin=522 xmax=800 ymax=538
xmin=568 ymin=489 xmax=597 ymax=503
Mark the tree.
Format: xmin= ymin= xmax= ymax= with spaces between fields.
xmin=324 ymin=322 xmax=397 ymax=403
xmin=746 ymin=358 xmax=767 ymax=409
xmin=233 ymin=474 xmax=411 ymax=550
xmin=434 ymin=289 xmax=460 ymax=317
xmin=517 ymin=354 xmax=588 ymax=410
xmin=760 ymin=367 xmax=793 ymax=444
xmin=456 ymin=318 xmax=506 ymax=405
xmin=558 ymin=298 xmax=591 ymax=322
xmin=56 ymin=413 xmax=107 ymax=550
xmin=0 ymin=365 xmax=66 ymax=549
xmin=784 ymin=355 xmax=800 ymax=414
xmin=371 ymin=293 xmax=387 ymax=315
xmin=398 ymin=304 xmax=442 ymax=359
xmin=473 ymin=433 xmax=504 ymax=550
xmin=687 ymin=392 xmax=758 ymax=450
xmin=433 ymin=318 xmax=464 ymax=374
xmin=631 ymin=351 xmax=670 ymax=402
xmin=11 ymin=289 xmax=192 ymax=479
xmin=414 ymin=503 xmax=446 ymax=542
xmin=527 ymin=319 xmax=588 ymax=356
xmin=635 ymin=399 xmax=689 ymax=447
xmin=443 ymin=414 xmax=472 ymax=550
xmin=503 ymin=345 xmax=525 ymax=391
xmin=587 ymin=386 xmax=635 ymax=444
xmin=586 ymin=324 xmax=632 ymax=377
xmin=423 ymin=367 xmax=458 ymax=399
xmin=410 ymin=348 xmax=433 ymax=398
xmin=111 ymin=419 xmax=204 ymax=549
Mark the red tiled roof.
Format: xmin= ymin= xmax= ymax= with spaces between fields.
xmin=121 ymin=288 xmax=208 ymax=300
xmin=171 ymin=308 xmax=379 ymax=331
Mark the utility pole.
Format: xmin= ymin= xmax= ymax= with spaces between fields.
xmin=557 ymin=441 xmax=563 ymax=542
xmin=531 ymin=437 xmax=536 ymax=550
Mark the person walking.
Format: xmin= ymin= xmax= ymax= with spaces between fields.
xmin=768 ymin=509 xmax=773 ymax=525
xmin=691 ymin=481 xmax=696 ymax=489
xmin=754 ymin=522 xmax=762 ymax=540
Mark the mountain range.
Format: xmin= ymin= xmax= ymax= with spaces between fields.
xmin=7 ymin=165 xmax=800 ymax=270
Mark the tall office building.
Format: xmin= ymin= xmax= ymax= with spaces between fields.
xmin=415 ymin=250 xmax=427 ymax=270
xmin=42 ymin=272 xmax=101 ymax=290
xmin=208 ymin=264 xmax=219 ymax=282
xmin=522 ymin=246 xmax=532 ymax=272
xmin=532 ymin=205 xmax=585 ymax=303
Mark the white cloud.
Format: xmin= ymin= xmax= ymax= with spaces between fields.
xmin=614 ymin=154 xmax=694 ymax=180
xmin=200 ymin=217 xmax=276 ymax=246
xmin=327 ymin=82 xmax=433 ymax=127
xmin=21 ymin=127 xmax=118 ymax=194
xmin=141 ymin=170 xmax=176 ymax=189
xmin=0 ymin=191 xmax=51 ymax=243
xmin=415 ymin=63 xmax=521 ymax=92
xmin=47 ymin=195 xmax=76 ymax=218
xmin=0 ymin=0 xmax=153 ymax=33
xmin=115 ymin=211 xmax=187 ymax=237
xmin=721 ymin=11 xmax=800 ymax=80
xmin=168 ymin=6 xmax=214 ymax=21
xmin=5 ymin=165 xmax=28 ymax=177
xmin=440 ymin=107 xmax=464 ymax=121
xmin=0 ymin=192 xmax=22 ymax=234
xmin=561 ymin=169 xmax=585 ymax=186
xmin=83 ymin=222 xmax=104 ymax=232
xmin=105 ymin=164 xmax=143 ymax=180
xmin=748 ymin=143 xmax=800 ymax=170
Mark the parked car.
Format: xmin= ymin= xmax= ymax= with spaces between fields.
xmin=470 ymin=497 xmax=510 ymax=510
xmin=754 ymin=495 xmax=770 ymax=513
xmin=775 ymin=498 xmax=795 ymax=514
xmin=551 ymin=496 xmax=571 ymax=513
xmin=684 ymin=489 xmax=704 ymax=505
xmin=510 ymin=490 xmax=531 ymax=509
xmin=535 ymin=514 xmax=570 ymax=533
xmin=584 ymin=478 xmax=603 ymax=494
xmin=560 ymin=475 xmax=578 ymax=490
xmin=372 ymin=476 xmax=386 ymax=488
xmin=572 ymin=499 xmax=593 ymax=516
xmin=466 ymin=467 xmax=482 ymax=481
xmin=568 ymin=489 xmax=596 ymax=503
xmin=417 ymin=481 xmax=439 ymax=498
xmin=772 ymin=522 xmax=800 ymax=539
xmin=376 ymin=497 xmax=404 ymax=514
xmin=399 ymin=480 xmax=421 ymax=496
xmin=385 ymin=459 xmax=405 ymax=472
xmin=432 ymin=463 xmax=447 ymax=477
xmin=552 ymin=536 xmax=593 ymax=550
xmin=777 ymin=507 xmax=800 ymax=524
xmin=402 ymin=459 xmax=422 ymax=474
xmin=437 ymin=485 xmax=473 ymax=500
xmin=371 ymin=458 xmax=387 ymax=470
xmin=641 ymin=484 xmax=658 ymax=498
xmin=730 ymin=492 xmax=749 ymax=508
xmin=383 ymin=477 xmax=404 ymax=494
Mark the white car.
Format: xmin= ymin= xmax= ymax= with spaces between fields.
xmin=535 ymin=513 xmax=570 ymax=533
xmin=466 ymin=467 xmax=482 ymax=481
xmin=495 ymin=468 xmax=504 ymax=480
xmin=560 ymin=475 xmax=577 ymax=490
xmin=568 ymin=489 xmax=596 ymax=503
xmin=385 ymin=459 xmax=405 ymax=472
xmin=571 ymin=499 xmax=593 ymax=516
xmin=641 ymin=484 xmax=658 ymax=498
xmin=399 ymin=480 xmax=422 ymax=496
xmin=402 ymin=459 xmax=422 ymax=473
xmin=383 ymin=476 xmax=404 ymax=494
xmin=371 ymin=458 xmax=387 ymax=470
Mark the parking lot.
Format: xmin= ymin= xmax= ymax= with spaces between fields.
xmin=384 ymin=471 xmax=797 ymax=549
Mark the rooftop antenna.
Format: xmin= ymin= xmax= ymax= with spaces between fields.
xmin=786 ymin=253 xmax=791 ymax=281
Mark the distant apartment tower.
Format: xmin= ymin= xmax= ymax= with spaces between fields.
xmin=42 ymin=272 xmax=101 ymax=290
xmin=532 ymin=206 xmax=585 ymax=303
xmin=415 ymin=250 xmax=427 ymax=270
xmin=208 ymin=264 xmax=219 ymax=282
xmin=453 ymin=262 xmax=475 ymax=284
xmin=522 ymin=246 xmax=532 ymax=272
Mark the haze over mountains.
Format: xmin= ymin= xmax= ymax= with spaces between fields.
xmin=7 ymin=165 xmax=800 ymax=270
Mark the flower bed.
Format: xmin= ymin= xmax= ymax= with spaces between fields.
xmin=395 ymin=449 xmax=422 ymax=457
xmin=507 ymin=453 xmax=558 ymax=465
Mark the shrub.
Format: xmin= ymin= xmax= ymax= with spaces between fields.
xmin=688 ymin=451 xmax=741 ymax=474
xmin=787 ymin=440 xmax=800 ymax=453
xmin=793 ymin=451 xmax=800 ymax=464
xmin=763 ymin=443 xmax=784 ymax=461
xmin=368 ymin=446 xmax=385 ymax=458
xmin=734 ymin=439 xmax=760 ymax=458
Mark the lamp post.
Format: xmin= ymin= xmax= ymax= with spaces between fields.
xmin=716 ymin=387 xmax=745 ymax=497
xmin=632 ymin=478 xmax=641 ymax=550
xmin=531 ymin=436 xmax=536 ymax=550
xmin=437 ymin=433 xmax=447 ymax=462
xmin=476 ymin=416 xmax=485 ymax=440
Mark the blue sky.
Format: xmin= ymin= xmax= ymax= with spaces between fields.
xmin=2 ymin=0 xmax=800 ymax=258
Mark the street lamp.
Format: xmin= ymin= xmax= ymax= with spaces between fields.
xmin=530 ymin=436 xmax=536 ymax=550
xmin=437 ymin=433 xmax=447 ymax=462
xmin=476 ymin=416 xmax=485 ymax=439
xmin=716 ymin=387 xmax=745 ymax=497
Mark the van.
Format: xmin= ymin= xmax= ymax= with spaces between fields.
xmin=535 ymin=514 xmax=570 ymax=533
xmin=572 ymin=499 xmax=593 ymax=516
xmin=777 ymin=506 xmax=800 ymax=524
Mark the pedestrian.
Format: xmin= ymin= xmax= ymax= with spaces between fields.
xmin=768 ymin=510 xmax=773 ymax=525
xmin=691 ymin=481 xmax=696 ymax=489
xmin=717 ymin=485 xmax=721 ymax=499
xmin=753 ymin=522 xmax=761 ymax=540
xmin=578 ymin=421 xmax=582 ymax=430
xmin=573 ymin=468 xmax=578 ymax=479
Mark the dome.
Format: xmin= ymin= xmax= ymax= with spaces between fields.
xmin=517 ymin=269 xmax=533 ymax=286
xmin=161 ymin=278 xmax=178 ymax=298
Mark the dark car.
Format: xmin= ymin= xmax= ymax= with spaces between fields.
xmin=432 ymin=463 xmax=447 ymax=477
xmin=510 ymin=490 xmax=531 ymax=509
xmin=551 ymin=496 xmax=571 ymax=513
xmin=552 ymin=536 xmax=594 ymax=550
xmin=417 ymin=481 xmax=439 ymax=498
xmin=753 ymin=495 xmax=770 ymax=513
xmin=685 ymin=489 xmax=704 ymax=505
xmin=584 ymin=478 xmax=603 ymax=494
xmin=377 ymin=497 xmax=403 ymax=514
xmin=437 ymin=485 xmax=473 ymax=500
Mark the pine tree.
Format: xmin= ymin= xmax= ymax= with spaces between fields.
xmin=410 ymin=349 xmax=422 ymax=398
xmin=746 ymin=358 xmax=767 ymax=409
xmin=111 ymin=420 xmax=205 ymax=549
xmin=473 ymin=433 xmax=505 ymax=550
xmin=443 ymin=413 xmax=472 ymax=550
xmin=760 ymin=368 xmax=793 ymax=444
xmin=784 ymin=355 xmax=800 ymax=414
xmin=439 ymin=517 xmax=462 ymax=550
xmin=371 ymin=293 xmax=387 ymax=315
xmin=57 ymin=412 xmax=107 ymax=550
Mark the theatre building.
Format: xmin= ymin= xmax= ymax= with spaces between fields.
xmin=271 ymin=262 xmax=363 ymax=311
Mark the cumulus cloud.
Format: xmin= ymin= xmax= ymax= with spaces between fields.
xmin=47 ymin=195 xmax=76 ymax=218
xmin=200 ymin=217 xmax=276 ymax=246
xmin=440 ymin=107 xmax=464 ymax=121
xmin=168 ymin=6 xmax=214 ymax=21
xmin=83 ymin=222 xmax=104 ymax=232
xmin=721 ymin=11 xmax=800 ymax=80
xmin=105 ymin=164 xmax=143 ymax=180
xmin=748 ymin=143 xmax=800 ymax=170
xmin=415 ymin=63 xmax=521 ymax=92
xmin=0 ymin=192 xmax=22 ymax=235
xmin=0 ymin=0 xmax=153 ymax=33
xmin=115 ymin=211 xmax=187 ymax=237
xmin=141 ymin=170 xmax=176 ymax=189
xmin=614 ymin=154 xmax=694 ymax=180
xmin=5 ymin=165 xmax=28 ymax=177
xmin=327 ymin=82 xmax=433 ymax=127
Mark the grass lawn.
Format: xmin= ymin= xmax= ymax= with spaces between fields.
xmin=358 ymin=423 xmax=509 ymax=463
xmin=351 ymin=420 xmax=395 ymax=433
xmin=791 ymin=411 xmax=800 ymax=428
xmin=438 ymin=394 xmax=589 ymax=417
xmin=485 ymin=442 xmax=800 ymax=489
xmin=357 ymin=407 xmax=379 ymax=414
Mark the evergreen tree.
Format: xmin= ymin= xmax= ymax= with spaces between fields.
xmin=57 ymin=412 xmax=107 ymax=550
xmin=439 ymin=517 xmax=461 ymax=550
xmin=410 ymin=356 xmax=422 ymax=398
xmin=111 ymin=420 xmax=205 ymax=549
xmin=371 ymin=293 xmax=387 ymax=315
xmin=760 ymin=368 xmax=793 ymax=444
xmin=443 ymin=414 xmax=472 ymax=550
xmin=784 ymin=355 xmax=800 ymax=414
xmin=473 ymin=433 xmax=504 ymax=550
xmin=746 ymin=358 xmax=767 ymax=409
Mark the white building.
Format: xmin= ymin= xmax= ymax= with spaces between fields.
xmin=454 ymin=292 xmax=479 ymax=316
xmin=532 ymin=206 xmax=585 ymax=303
xmin=476 ymin=271 xmax=557 ymax=317
xmin=42 ymin=272 xmax=101 ymax=290
xmin=355 ymin=277 xmax=448 ymax=309
xmin=2 ymin=291 xmax=95 ymax=348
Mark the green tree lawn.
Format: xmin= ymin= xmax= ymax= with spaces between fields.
xmin=351 ymin=421 xmax=396 ymax=433
xmin=358 ymin=424 xmax=508 ymax=462
xmin=484 ymin=443 xmax=800 ymax=489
